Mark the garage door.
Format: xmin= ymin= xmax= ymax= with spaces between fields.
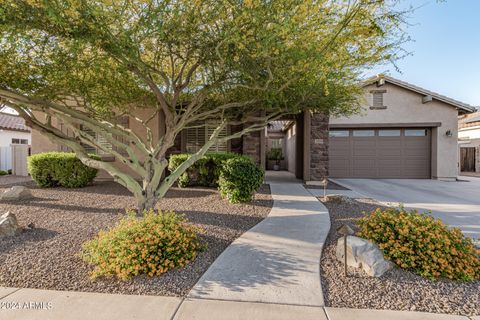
xmin=329 ymin=128 xmax=431 ymax=178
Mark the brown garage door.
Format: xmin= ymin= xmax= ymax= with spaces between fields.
xmin=329 ymin=128 xmax=431 ymax=178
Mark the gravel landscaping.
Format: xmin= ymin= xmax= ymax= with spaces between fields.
xmin=0 ymin=181 xmax=272 ymax=296
xmin=319 ymin=195 xmax=480 ymax=316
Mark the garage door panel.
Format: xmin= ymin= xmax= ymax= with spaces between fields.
xmin=377 ymin=148 xmax=402 ymax=157
xmin=352 ymin=141 xmax=376 ymax=156
xmin=329 ymin=128 xmax=431 ymax=179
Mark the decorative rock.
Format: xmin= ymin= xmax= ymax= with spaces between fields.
xmin=0 ymin=212 xmax=21 ymax=237
xmin=0 ymin=186 xmax=32 ymax=201
xmin=336 ymin=235 xmax=393 ymax=277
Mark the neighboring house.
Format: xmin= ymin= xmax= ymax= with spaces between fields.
xmin=30 ymin=75 xmax=476 ymax=182
xmin=458 ymin=112 xmax=480 ymax=173
xmin=0 ymin=112 xmax=31 ymax=172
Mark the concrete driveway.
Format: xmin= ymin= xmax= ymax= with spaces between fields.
xmin=333 ymin=176 xmax=480 ymax=240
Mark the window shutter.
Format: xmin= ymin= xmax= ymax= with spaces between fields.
xmin=185 ymin=121 xmax=227 ymax=153
xmin=186 ymin=123 xmax=206 ymax=153
xmin=113 ymin=116 xmax=130 ymax=156
xmin=372 ymin=92 xmax=384 ymax=108
xmin=206 ymin=121 xmax=227 ymax=153
xmin=80 ymin=125 xmax=112 ymax=155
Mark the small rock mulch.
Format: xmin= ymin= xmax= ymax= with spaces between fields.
xmin=319 ymin=196 xmax=480 ymax=317
xmin=0 ymin=181 xmax=272 ymax=297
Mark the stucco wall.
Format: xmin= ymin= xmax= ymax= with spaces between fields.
xmin=330 ymin=82 xmax=460 ymax=179
xmin=285 ymin=124 xmax=296 ymax=173
xmin=0 ymin=130 xmax=31 ymax=148
xmin=30 ymin=108 xmax=164 ymax=181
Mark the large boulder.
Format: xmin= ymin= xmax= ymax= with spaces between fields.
xmin=0 ymin=186 xmax=32 ymax=201
xmin=336 ymin=235 xmax=393 ymax=277
xmin=0 ymin=212 xmax=21 ymax=237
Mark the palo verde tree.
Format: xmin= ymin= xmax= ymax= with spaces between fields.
xmin=0 ymin=0 xmax=408 ymax=211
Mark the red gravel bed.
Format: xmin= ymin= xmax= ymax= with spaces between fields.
xmin=0 ymin=182 xmax=272 ymax=296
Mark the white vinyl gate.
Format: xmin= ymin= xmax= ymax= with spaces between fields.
xmin=0 ymin=146 xmax=11 ymax=171
xmin=11 ymin=144 xmax=29 ymax=176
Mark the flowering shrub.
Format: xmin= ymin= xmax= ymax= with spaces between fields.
xmin=80 ymin=209 xmax=202 ymax=280
xmin=358 ymin=207 xmax=479 ymax=281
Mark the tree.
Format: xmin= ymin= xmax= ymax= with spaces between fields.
xmin=0 ymin=0 xmax=408 ymax=211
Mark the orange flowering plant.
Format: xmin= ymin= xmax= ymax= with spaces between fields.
xmin=80 ymin=209 xmax=202 ymax=280
xmin=358 ymin=207 xmax=479 ymax=281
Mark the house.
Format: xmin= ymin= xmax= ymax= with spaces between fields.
xmin=0 ymin=111 xmax=31 ymax=173
xmin=30 ymin=75 xmax=476 ymax=182
xmin=329 ymin=75 xmax=476 ymax=181
xmin=458 ymin=112 xmax=480 ymax=174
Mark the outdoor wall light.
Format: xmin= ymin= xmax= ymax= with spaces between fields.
xmin=445 ymin=130 xmax=453 ymax=137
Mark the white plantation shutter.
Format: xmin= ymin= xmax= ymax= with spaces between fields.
xmin=185 ymin=121 xmax=227 ymax=153
xmin=206 ymin=121 xmax=227 ymax=153
xmin=80 ymin=125 xmax=112 ymax=155
xmin=186 ymin=124 xmax=206 ymax=153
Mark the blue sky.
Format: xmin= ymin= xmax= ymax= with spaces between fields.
xmin=369 ymin=0 xmax=480 ymax=107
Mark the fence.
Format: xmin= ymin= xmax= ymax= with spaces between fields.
xmin=0 ymin=144 xmax=29 ymax=176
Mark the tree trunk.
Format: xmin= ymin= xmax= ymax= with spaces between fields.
xmin=136 ymin=189 xmax=157 ymax=214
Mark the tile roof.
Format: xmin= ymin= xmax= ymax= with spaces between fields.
xmin=459 ymin=112 xmax=480 ymax=129
xmin=0 ymin=113 xmax=30 ymax=132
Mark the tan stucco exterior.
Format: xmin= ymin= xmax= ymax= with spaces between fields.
xmin=30 ymin=108 xmax=164 ymax=180
xmin=330 ymin=82 xmax=462 ymax=180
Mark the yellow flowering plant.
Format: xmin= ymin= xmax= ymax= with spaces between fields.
xmin=358 ymin=207 xmax=479 ymax=281
xmin=80 ymin=209 xmax=203 ymax=280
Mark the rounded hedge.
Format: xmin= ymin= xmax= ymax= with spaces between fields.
xmin=80 ymin=209 xmax=202 ymax=280
xmin=358 ymin=207 xmax=480 ymax=281
xmin=168 ymin=153 xmax=238 ymax=187
xmin=28 ymin=152 xmax=98 ymax=188
xmin=218 ymin=157 xmax=264 ymax=204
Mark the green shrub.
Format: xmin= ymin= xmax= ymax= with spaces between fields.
xmin=28 ymin=152 xmax=99 ymax=188
xmin=267 ymin=148 xmax=283 ymax=163
xmin=168 ymin=152 xmax=239 ymax=187
xmin=218 ymin=157 xmax=264 ymax=203
xmin=0 ymin=170 xmax=7 ymax=176
xmin=80 ymin=209 xmax=202 ymax=280
xmin=358 ymin=207 xmax=480 ymax=281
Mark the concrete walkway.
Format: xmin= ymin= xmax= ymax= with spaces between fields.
xmin=0 ymin=287 xmax=473 ymax=320
xmin=188 ymin=180 xmax=330 ymax=306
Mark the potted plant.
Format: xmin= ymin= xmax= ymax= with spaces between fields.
xmin=267 ymin=148 xmax=284 ymax=171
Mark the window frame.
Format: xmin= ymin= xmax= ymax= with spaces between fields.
xmin=352 ymin=130 xmax=375 ymax=137
xmin=329 ymin=130 xmax=349 ymax=138
xmin=405 ymin=129 xmax=428 ymax=137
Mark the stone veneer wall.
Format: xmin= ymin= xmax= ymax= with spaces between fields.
xmin=309 ymin=112 xmax=329 ymax=180
xmin=476 ymin=147 xmax=480 ymax=173
xmin=242 ymin=130 xmax=261 ymax=165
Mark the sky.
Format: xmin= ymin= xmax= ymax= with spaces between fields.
xmin=369 ymin=0 xmax=480 ymax=108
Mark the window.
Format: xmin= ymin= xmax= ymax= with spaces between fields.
xmin=185 ymin=121 xmax=227 ymax=153
xmin=11 ymin=138 xmax=28 ymax=145
xmin=353 ymin=130 xmax=375 ymax=137
xmin=80 ymin=126 xmax=112 ymax=155
xmin=378 ymin=129 xmax=400 ymax=137
xmin=405 ymin=129 xmax=427 ymax=137
xmin=371 ymin=91 xmax=385 ymax=108
xmin=79 ymin=116 xmax=130 ymax=156
xmin=329 ymin=130 xmax=349 ymax=137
